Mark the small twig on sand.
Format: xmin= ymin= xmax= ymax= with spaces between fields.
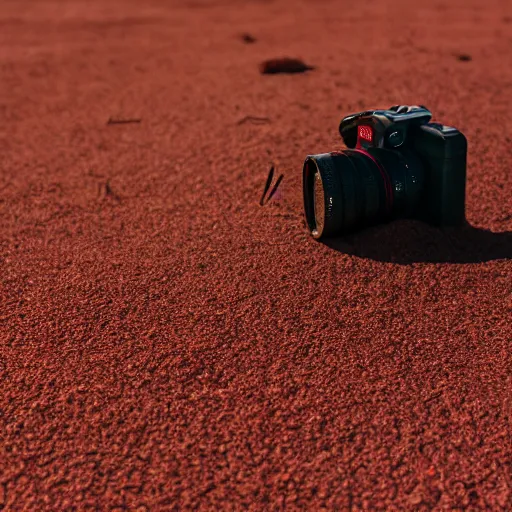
xmin=424 ymin=390 xmax=444 ymax=404
xmin=107 ymin=117 xmax=142 ymax=125
xmin=237 ymin=115 xmax=271 ymax=125
xmin=260 ymin=166 xmax=274 ymax=206
xmin=266 ymin=174 xmax=284 ymax=203
xmin=104 ymin=179 xmax=121 ymax=201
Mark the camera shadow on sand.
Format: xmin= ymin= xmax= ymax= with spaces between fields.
xmin=323 ymin=220 xmax=512 ymax=264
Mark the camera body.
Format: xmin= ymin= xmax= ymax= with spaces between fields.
xmin=338 ymin=105 xmax=467 ymax=226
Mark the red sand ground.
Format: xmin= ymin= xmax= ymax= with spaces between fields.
xmin=1 ymin=0 xmax=512 ymax=509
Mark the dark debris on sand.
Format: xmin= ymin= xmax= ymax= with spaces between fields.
xmin=259 ymin=57 xmax=315 ymax=74
xmin=240 ymin=33 xmax=257 ymax=44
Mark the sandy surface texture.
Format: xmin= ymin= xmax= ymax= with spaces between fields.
xmin=1 ymin=0 xmax=512 ymax=509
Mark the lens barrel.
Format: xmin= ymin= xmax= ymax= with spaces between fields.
xmin=303 ymin=148 xmax=424 ymax=238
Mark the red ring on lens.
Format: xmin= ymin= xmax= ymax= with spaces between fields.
xmin=350 ymin=148 xmax=393 ymax=213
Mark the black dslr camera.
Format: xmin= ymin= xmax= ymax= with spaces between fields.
xmin=302 ymin=105 xmax=467 ymax=238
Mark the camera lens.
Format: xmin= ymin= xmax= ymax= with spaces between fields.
xmin=312 ymin=168 xmax=325 ymax=237
xmin=303 ymin=148 xmax=424 ymax=238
